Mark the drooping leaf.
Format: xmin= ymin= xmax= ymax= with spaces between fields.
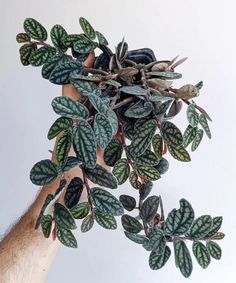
xmin=155 ymin=158 xmax=169 ymax=174
xmin=88 ymin=93 xmax=108 ymax=114
xmin=134 ymin=164 xmax=160 ymax=181
xmin=199 ymin=114 xmax=211 ymax=139
xmin=192 ymin=241 xmax=211 ymax=268
xmin=186 ymin=215 xmax=212 ymax=240
xmin=124 ymin=231 xmax=148 ymax=244
xmin=30 ymin=159 xmax=59 ymax=186
xmin=50 ymin=24 xmax=68 ymax=51
xmin=70 ymin=202 xmax=89 ymax=219
xmin=121 ymin=214 xmax=143 ymax=233
xmin=165 ymin=99 xmax=183 ymax=119
xmin=64 ymin=177 xmax=83 ymax=209
xmin=55 ymin=130 xmax=72 ymax=167
xmin=120 ymin=85 xmax=147 ymax=96
xmin=140 ymin=196 xmax=159 ymax=223
xmin=124 ymin=102 xmax=153 ymax=118
xmin=104 ymin=138 xmax=123 ymax=166
xmin=40 ymin=214 xmax=53 ymax=238
xmin=94 ymin=209 xmax=117 ymax=229
xmin=23 ymin=18 xmax=47 ymax=41
xmin=191 ymin=128 xmax=204 ymax=152
xmin=211 ymin=232 xmax=225 ymax=241
xmin=73 ymin=35 xmax=98 ymax=53
xmin=147 ymin=71 xmax=182 ymax=79
xmin=71 ymin=79 xmax=98 ymax=96
xmin=94 ymin=113 xmax=113 ymax=149
xmin=16 ymin=33 xmax=31 ymax=43
xmin=167 ymin=144 xmax=191 ymax=162
xmin=112 ymin=158 xmax=130 ymax=185
xmin=149 ymin=246 xmax=171 ymax=270
xmin=62 ymin=157 xmax=82 ymax=173
xmin=19 ymin=43 xmax=37 ymax=66
xmin=150 ymin=95 xmax=173 ymax=103
xmin=42 ymin=55 xmax=70 ymax=79
xmin=187 ymin=104 xmax=199 ymax=127
xmin=154 ymin=99 xmax=173 ymax=117
xmin=81 ymin=215 xmax=94 ymax=232
xmin=29 ymin=46 xmax=56 ymax=66
xmin=149 ymin=228 xmax=166 ymax=254
xmin=79 ymin=17 xmax=96 ymax=40
xmin=90 ymin=187 xmax=124 ymax=216
xmin=160 ymin=121 xmax=183 ymax=147
xmin=123 ymin=123 xmax=136 ymax=141
xmin=73 ymin=120 xmax=97 ymax=169
xmin=129 ymin=119 xmax=157 ymax=157
xmin=129 ymin=171 xmax=142 ymax=190
xmin=107 ymin=110 xmax=118 ymax=136
xmin=129 ymin=149 xmax=160 ymax=167
xmin=35 ymin=194 xmax=54 ymax=229
xmin=96 ymin=31 xmax=108 ymax=46
xmin=47 ymin=117 xmax=72 ymax=140
xmin=174 ymin=240 xmax=193 ymax=278
xmin=119 ymin=195 xmax=136 ymax=211
xmin=206 ymin=241 xmax=222 ymax=260
xmin=183 ymin=125 xmax=197 ymax=148
xmin=139 ymin=181 xmax=153 ymax=200
xmin=205 ymin=216 xmax=223 ymax=238
xmin=152 ymin=134 xmax=163 ymax=160
xmin=85 ymin=164 xmax=118 ymax=189
xmin=164 ymin=199 xmax=195 ymax=236
xmin=54 ymin=179 xmax=67 ymax=198
xmin=56 ymin=226 xmax=78 ymax=248
xmin=54 ymin=203 xmax=76 ymax=230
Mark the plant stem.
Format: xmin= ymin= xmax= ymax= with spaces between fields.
xmin=82 ymin=168 xmax=94 ymax=218
xmin=31 ymin=41 xmax=52 ymax=47
xmin=111 ymin=97 xmax=134 ymax=110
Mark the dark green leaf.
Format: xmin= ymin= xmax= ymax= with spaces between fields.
xmin=155 ymin=158 xmax=169 ymax=174
xmin=165 ymin=100 xmax=183 ymax=119
xmin=121 ymin=214 xmax=143 ymax=233
xmin=64 ymin=177 xmax=83 ymax=209
xmin=88 ymin=92 xmax=108 ymax=113
xmin=130 ymin=149 xmax=160 ymax=166
xmin=23 ymin=18 xmax=47 ymax=41
xmin=120 ymin=85 xmax=147 ymax=96
xmin=149 ymin=228 xmax=166 ymax=254
xmin=73 ymin=35 xmax=98 ymax=53
xmin=35 ymin=194 xmax=54 ymax=229
xmin=124 ymin=102 xmax=153 ymax=118
xmin=205 ymin=216 xmax=223 ymax=238
xmin=119 ymin=195 xmax=136 ymax=211
xmin=107 ymin=110 xmax=118 ymax=136
xmin=174 ymin=240 xmax=193 ymax=278
xmin=167 ymin=144 xmax=191 ymax=162
xmin=96 ymin=31 xmax=108 ymax=46
xmin=70 ymin=202 xmax=89 ymax=219
xmin=104 ymin=138 xmax=123 ymax=166
xmin=85 ymin=164 xmax=118 ymax=189
xmin=112 ymin=159 xmax=130 ymax=185
xmin=187 ymin=104 xmax=199 ymax=127
xmin=149 ymin=246 xmax=171 ymax=270
xmin=140 ymin=196 xmax=159 ymax=223
xmin=150 ymin=95 xmax=173 ymax=102
xmin=152 ymin=134 xmax=163 ymax=160
xmin=192 ymin=241 xmax=211 ymax=268
xmin=94 ymin=113 xmax=113 ymax=149
xmin=63 ymin=34 xmax=80 ymax=47
xmin=186 ymin=215 xmax=212 ymax=240
xmin=160 ymin=121 xmax=183 ymax=147
xmin=207 ymin=241 xmax=222 ymax=260
xmin=50 ymin=24 xmax=68 ymax=51
xmin=42 ymin=55 xmax=70 ymax=79
xmin=47 ymin=117 xmax=72 ymax=140
xmin=56 ymin=226 xmax=77 ymax=248
xmin=81 ymin=215 xmax=94 ymax=232
xmin=54 ymin=179 xmax=67 ymax=198
xmin=54 ymin=203 xmax=76 ymax=230
xmin=29 ymin=46 xmax=56 ymax=66
xmin=129 ymin=171 xmax=142 ymax=190
xmin=154 ymin=100 xmax=173 ymax=117
xmin=71 ymin=79 xmax=98 ymax=96
xmin=40 ymin=214 xmax=53 ymax=238
xmin=30 ymin=159 xmax=59 ymax=186
xmin=147 ymin=71 xmax=182 ymax=79
xmin=134 ymin=164 xmax=160 ymax=181
xmin=19 ymin=43 xmax=37 ymax=66
xmin=139 ymin=181 xmax=153 ymax=200
xmin=79 ymin=17 xmax=96 ymax=40
xmin=124 ymin=231 xmax=148 ymax=244
xmin=199 ymin=114 xmax=211 ymax=139
xmin=94 ymin=209 xmax=117 ymax=229
xmin=191 ymin=129 xmax=204 ymax=152
xmin=16 ymin=33 xmax=31 ymax=43
xmin=55 ymin=130 xmax=72 ymax=167
xmin=183 ymin=125 xmax=197 ymax=148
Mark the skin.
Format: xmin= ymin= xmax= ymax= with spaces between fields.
xmin=0 ymin=51 xmax=107 ymax=283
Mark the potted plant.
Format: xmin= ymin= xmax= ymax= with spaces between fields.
xmin=16 ymin=17 xmax=224 ymax=278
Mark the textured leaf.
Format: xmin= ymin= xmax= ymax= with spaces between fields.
xmin=54 ymin=203 xmax=76 ymax=230
xmin=139 ymin=181 xmax=153 ymax=200
xmin=140 ymin=196 xmax=159 ymax=223
xmin=90 ymin=187 xmax=124 ymax=216
xmin=40 ymin=215 xmax=53 ymax=238
xmin=79 ymin=17 xmax=96 ymax=40
xmin=48 ymin=117 xmax=72 ymax=140
xmin=119 ymin=195 xmax=136 ymax=211
xmin=124 ymin=231 xmax=148 ymax=244
xmin=55 ymin=130 xmax=72 ymax=167
xmin=73 ymin=120 xmax=97 ymax=168
xmin=94 ymin=113 xmax=113 ymax=149
xmin=50 ymin=24 xmax=68 ymax=51
xmin=183 ymin=125 xmax=197 ymax=148
xmin=64 ymin=177 xmax=83 ymax=209
xmin=35 ymin=194 xmax=54 ymax=229
xmin=56 ymin=226 xmax=77 ymax=248
xmin=191 ymin=129 xmax=204 ymax=152
xmin=112 ymin=159 xmax=130 ymax=185
xmin=211 ymin=232 xmax=225 ymax=240
xmin=164 ymin=199 xmax=195 ymax=236
xmin=152 ymin=134 xmax=163 ymax=160
xmin=205 ymin=216 xmax=223 ymax=238
xmin=199 ymin=114 xmax=211 ymax=139
xmin=174 ymin=240 xmax=193 ymax=278
xmin=81 ymin=215 xmax=94 ymax=232
xmin=94 ymin=209 xmax=117 ymax=229
xmin=187 ymin=104 xmax=199 ymax=127
xmin=207 ymin=241 xmax=222 ymax=260
xmin=129 ymin=119 xmax=157 ymax=157
xmin=73 ymin=35 xmax=97 ymax=53
xmin=167 ymin=144 xmax=191 ymax=162
xmin=160 ymin=121 xmax=183 ymax=147
xmin=70 ymin=202 xmax=89 ymax=219
xmin=147 ymin=71 xmax=182 ymax=79
xmin=150 ymin=95 xmax=173 ymax=102
xmin=130 ymin=149 xmax=160 ymax=166
xmin=24 ymin=18 xmax=47 ymax=41
xmin=104 ymin=138 xmax=123 ymax=166
xmin=124 ymin=102 xmax=153 ymax=118
xmin=165 ymin=99 xmax=183 ymax=119
xmin=134 ymin=164 xmax=160 ymax=181
xmin=149 ymin=228 xmax=166 ymax=254
xmin=121 ymin=214 xmax=143 ymax=233
xmin=16 ymin=33 xmax=31 ymax=43
xmin=85 ymin=164 xmax=118 ymax=189
xmin=71 ymin=79 xmax=97 ymax=96
xmin=51 ymin=96 xmax=89 ymax=119
xmin=30 ymin=159 xmax=59 ymax=186
xmin=42 ymin=55 xmax=70 ymax=79
xmin=107 ymin=110 xmax=118 ymax=136
xmin=96 ymin=31 xmax=108 ymax=46
xmin=155 ymin=158 xmax=169 ymax=174
xmin=120 ymin=86 xmax=147 ymax=96
xmin=19 ymin=43 xmax=37 ymax=66
xmin=63 ymin=34 xmax=80 ymax=47
xmin=186 ymin=215 xmax=212 ymax=240
xmin=29 ymin=46 xmax=56 ymax=66
xmin=154 ymin=100 xmax=173 ymax=117
xmin=192 ymin=241 xmax=211 ymax=268
xmin=88 ymin=92 xmax=108 ymax=113
xmin=149 ymin=246 xmax=171 ymax=270
xmin=129 ymin=171 xmax=142 ymax=190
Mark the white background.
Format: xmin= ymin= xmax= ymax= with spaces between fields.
xmin=1 ymin=0 xmax=236 ymax=282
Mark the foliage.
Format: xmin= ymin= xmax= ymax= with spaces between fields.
xmin=17 ymin=17 xmax=224 ymax=278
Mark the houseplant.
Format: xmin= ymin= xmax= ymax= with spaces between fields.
xmin=16 ymin=17 xmax=224 ymax=278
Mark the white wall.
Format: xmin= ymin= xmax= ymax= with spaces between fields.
xmin=1 ymin=0 xmax=236 ymax=282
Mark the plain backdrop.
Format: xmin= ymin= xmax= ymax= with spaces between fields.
xmin=1 ymin=0 xmax=236 ymax=282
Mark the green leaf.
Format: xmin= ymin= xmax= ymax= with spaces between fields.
xmin=160 ymin=121 xmax=183 ymax=147
xmin=119 ymin=195 xmax=136 ymax=211
xmin=164 ymin=199 xmax=194 ymax=236
xmin=211 ymin=232 xmax=225 ymax=241
xmin=165 ymin=100 xmax=183 ymax=119
xmin=71 ymin=79 xmax=98 ymax=96
xmin=134 ymin=164 xmax=161 ymax=181
xmin=85 ymin=164 xmax=118 ymax=189
xmin=56 ymin=226 xmax=78 ymax=248
xmin=73 ymin=35 xmax=98 ymax=53
xmin=50 ymin=24 xmax=68 ymax=51
xmin=63 ymin=34 xmax=80 ymax=47
xmin=187 ymin=104 xmax=199 ymax=127
xmin=90 ymin=187 xmax=124 ymax=216
xmin=120 ymin=85 xmax=147 ymax=96
xmin=191 ymin=128 xmax=204 ymax=152
xmin=147 ymin=71 xmax=182 ymax=79
xmin=183 ymin=125 xmax=197 ymax=148
xmin=35 ymin=194 xmax=54 ymax=229
xmin=104 ymin=138 xmax=123 ymax=166
xmin=149 ymin=228 xmax=166 ymax=254
xmin=129 ymin=119 xmax=157 ymax=157
xmin=174 ymin=240 xmax=193 ymax=278
xmin=155 ymin=158 xmax=169 ymax=175
xmin=186 ymin=215 xmax=212 ymax=240
xmin=64 ymin=177 xmax=83 ymax=209
xmin=150 ymin=95 xmax=173 ymax=102
xmin=40 ymin=214 xmax=53 ymax=238
xmin=16 ymin=33 xmax=31 ymax=43
xmin=107 ymin=110 xmax=118 ymax=136
xmin=73 ymin=120 xmax=97 ymax=169
xmin=54 ymin=179 xmax=67 ymax=198
xmin=30 ymin=159 xmax=59 ymax=186
xmin=140 ymin=196 xmax=159 ymax=223
xmin=205 ymin=216 xmax=223 ymax=238
xmin=206 ymin=241 xmax=222 ymax=260
xmin=96 ymin=31 xmax=108 ymax=46
xmin=199 ymin=114 xmax=211 ymax=139
xmin=124 ymin=102 xmax=153 ymax=118
xmin=88 ymin=92 xmax=108 ymax=113
xmin=149 ymin=246 xmax=171 ymax=270
xmin=94 ymin=113 xmax=113 ymax=149
xmin=139 ymin=181 xmax=153 ymax=200
xmin=29 ymin=46 xmax=56 ymax=66
xmin=129 ymin=171 xmax=142 ymax=190
xmin=154 ymin=99 xmax=173 ymax=117
xmin=124 ymin=231 xmax=148 ymax=244
xmin=112 ymin=159 xmax=130 ymax=185
xmin=54 ymin=203 xmax=76 ymax=230
xmin=55 ymin=130 xmax=72 ymax=167
xmin=19 ymin=43 xmax=37 ymax=66
xmin=23 ymin=18 xmax=47 ymax=41
xmin=51 ymin=96 xmax=89 ymax=119
xmin=42 ymin=55 xmax=70 ymax=79
xmin=47 ymin=117 xmax=72 ymax=140
xmin=70 ymin=202 xmax=89 ymax=219
xmin=152 ymin=134 xmax=163 ymax=160
xmin=81 ymin=215 xmax=94 ymax=232
xmin=94 ymin=209 xmax=117 ymax=229
xmin=129 ymin=148 xmax=160 ymax=166
xmin=121 ymin=214 xmax=143 ymax=233
xmin=167 ymin=144 xmax=191 ymax=162
xmin=192 ymin=241 xmax=211 ymax=268
xmin=50 ymin=60 xmax=82 ymax=85
xmin=63 ymin=157 xmax=83 ymax=172
xmin=79 ymin=17 xmax=96 ymax=40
